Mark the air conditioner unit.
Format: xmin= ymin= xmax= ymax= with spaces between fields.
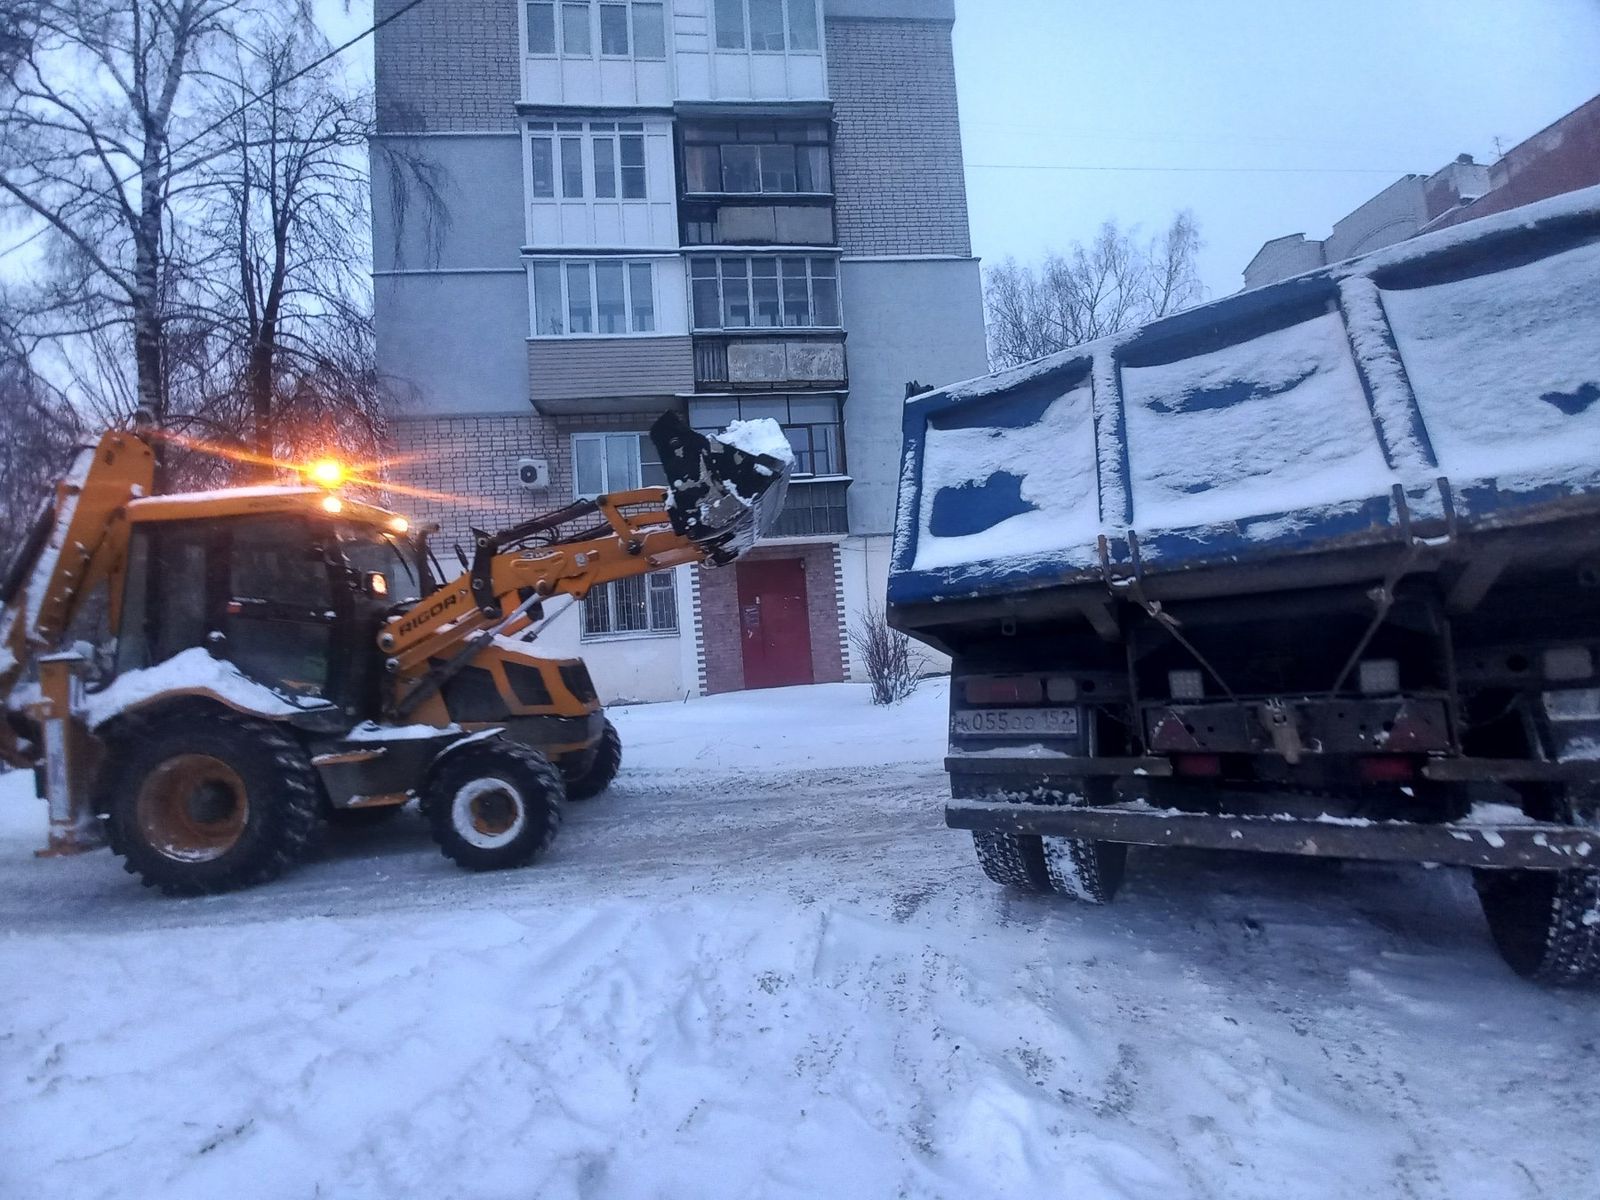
xmin=516 ymin=458 xmax=550 ymax=490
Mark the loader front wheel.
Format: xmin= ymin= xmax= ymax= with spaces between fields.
xmin=101 ymin=712 xmax=321 ymax=895
xmin=563 ymin=718 xmax=622 ymax=802
xmin=423 ymin=741 xmax=563 ymax=872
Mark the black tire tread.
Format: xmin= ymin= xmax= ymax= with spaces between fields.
xmin=1477 ymin=867 xmax=1600 ymax=986
xmin=564 ymin=718 xmax=622 ymax=802
xmin=422 ymin=740 xmax=563 ymax=872
xmin=972 ymin=832 xmax=1052 ymax=891
xmin=1040 ymin=836 xmax=1127 ymax=905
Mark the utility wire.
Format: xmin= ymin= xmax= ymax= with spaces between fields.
xmin=968 ymin=163 xmax=1415 ymax=175
xmin=0 ymin=0 xmax=430 ymax=262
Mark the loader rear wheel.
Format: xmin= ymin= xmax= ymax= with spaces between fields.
xmin=101 ymin=712 xmax=321 ymax=895
xmin=563 ymin=718 xmax=622 ymax=802
xmin=423 ymin=741 xmax=563 ymax=872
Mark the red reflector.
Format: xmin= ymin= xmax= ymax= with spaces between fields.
xmin=964 ymin=676 xmax=1044 ymax=705
xmin=1358 ymin=756 xmax=1416 ymax=783
xmin=1174 ymin=754 xmax=1222 ymax=777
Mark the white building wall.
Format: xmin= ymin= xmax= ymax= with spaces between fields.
xmin=505 ymin=566 xmax=697 ymax=704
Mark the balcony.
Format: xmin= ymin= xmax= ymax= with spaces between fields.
xmin=694 ymin=330 xmax=847 ymax=391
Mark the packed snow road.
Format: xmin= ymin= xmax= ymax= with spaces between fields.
xmin=2 ymin=681 xmax=1596 ymax=1199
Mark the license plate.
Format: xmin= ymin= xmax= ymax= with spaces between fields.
xmin=952 ymin=707 xmax=1080 ymax=738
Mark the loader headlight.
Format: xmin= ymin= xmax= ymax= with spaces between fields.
xmin=308 ymin=458 xmax=346 ymax=488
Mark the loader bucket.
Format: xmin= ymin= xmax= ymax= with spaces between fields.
xmin=651 ymin=412 xmax=791 ymax=563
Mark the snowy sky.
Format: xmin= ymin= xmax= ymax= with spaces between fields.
xmin=955 ymin=0 xmax=1600 ymax=296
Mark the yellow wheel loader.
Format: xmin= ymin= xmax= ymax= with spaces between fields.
xmin=0 ymin=413 xmax=790 ymax=893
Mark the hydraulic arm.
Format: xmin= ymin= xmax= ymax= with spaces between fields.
xmin=379 ymin=412 xmax=790 ymax=719
xmin=0 ymin=431 xmax=155 ymax=767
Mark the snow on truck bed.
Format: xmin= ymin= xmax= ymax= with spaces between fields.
xmin=3 ymin=681 xmax=1599 ymax=1199
xmin=892 ymin=185 xmax=1600 ymax=604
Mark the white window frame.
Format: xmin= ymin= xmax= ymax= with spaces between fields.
xmin=527 ymin=121 xmax=651 ymax=203
xmin=530 ymin=259 xmax=659 ymax=339
xmin=524 ymin=1 xmax=668 ymax=61
xmin=712 ymin=0 xmax=821 ymax=54
xmin=571 ymin=431 xmax=667 ymax=497
xmin=688 ymin=254 xmax=842 ymax=331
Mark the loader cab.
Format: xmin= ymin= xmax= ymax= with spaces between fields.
xmin=114 ymin=498 xmax=432 ymax=720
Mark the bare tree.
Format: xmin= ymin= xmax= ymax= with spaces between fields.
xmin=187 ymin=29 xmax=385 ymax=479
xmin=0 ymin=324 xmax=81 ymax=553
xmin=0 ymin=0 xmax=260 ymax=425
xmin=851 ymin=603 xmax=927 ymax=707
xmin=984 ymin=211 xmax=1206 ymax=371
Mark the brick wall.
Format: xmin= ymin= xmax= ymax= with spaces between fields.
xmin=375 ymin=0 xmax=521 ymax=133
xmin=696 ymin=543 xmax=847 ymax=694
xmin=387 ymin=413 xmax=564 ymax=550
xmin=826 ymin=18 xmax=973 ymax=257
xmin=386 ymin=409 xmax=682 ymax=550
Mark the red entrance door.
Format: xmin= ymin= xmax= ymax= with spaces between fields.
xmin=736 ymin=558 xmax=815 ymax=690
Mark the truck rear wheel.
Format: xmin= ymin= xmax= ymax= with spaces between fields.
xmin=101 ymin=711 xmax=321 ymax=895
xmin=1475 ymin=868 xmax=1600 ymax=986
xmin=972 ymin=832 xmax=1126 ymax=904
xmin=423 ymin=741 xmax=563 ymax=872
xmin=562 ymin=717 xmax=622 ymax=802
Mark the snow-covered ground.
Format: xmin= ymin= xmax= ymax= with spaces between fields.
xmin=2 ymin=679 xmax=1596 ymax=1199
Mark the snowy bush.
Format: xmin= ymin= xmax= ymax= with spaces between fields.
xmin=851 ymin=603 xmax=926 ymax=706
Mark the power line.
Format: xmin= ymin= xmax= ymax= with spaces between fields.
xmin=968 ymin=163 xmax=1414 ymax=175
xmin=0 ymin=0 xmax=430 ymax=262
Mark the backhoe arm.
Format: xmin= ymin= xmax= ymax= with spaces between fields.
xmin=380 ymin=413 xmax=791 ymax=718
xmin=0 ymin=431 xmax=156 ymax=765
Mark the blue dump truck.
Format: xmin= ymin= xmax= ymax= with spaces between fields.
xmin=887 ymin=187 xmax=1600 ymax=984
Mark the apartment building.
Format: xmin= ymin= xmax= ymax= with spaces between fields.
xmin=371 ymin=0 xmax=989 ymax=701
xmin=1243 ymin=91 xmax=1600 ymax=289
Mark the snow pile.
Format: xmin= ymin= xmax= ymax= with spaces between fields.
xmin=82 ymin=646 xmax=327 ymax=728
xmin=3 ymin=680 xmax=1599 ymax=1199
xmin=718 ymin=417 xmax=795 ymax=466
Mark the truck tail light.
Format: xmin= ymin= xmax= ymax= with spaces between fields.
xmin=1174 ymin=753 xmax=1222 ymax=777
xmin=1168 ymin=670 xmax=1204 ymax=701
xmin=1358 ymin=756 xmax=1415 ymax=783
xmin=963 ymin=676 xmax=1043 ymax=706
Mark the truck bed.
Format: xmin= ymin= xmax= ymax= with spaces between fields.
xmin=889 ymin=186 xmax=1600 ymax=629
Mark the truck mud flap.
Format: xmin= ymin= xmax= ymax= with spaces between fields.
xmin=945 ymin=799 xmax=1599 ymax=870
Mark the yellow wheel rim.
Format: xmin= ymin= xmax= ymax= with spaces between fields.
xmin=135 ymin=754 xmax=249 ymax=863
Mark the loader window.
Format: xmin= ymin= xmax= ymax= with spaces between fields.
xmin=223 ymin=518 xmax=334 ymax=700
xmin=339 ymin=532 xmax=422 ymax=605
xmin=115 ymin=524 xmax=213 ymax=674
